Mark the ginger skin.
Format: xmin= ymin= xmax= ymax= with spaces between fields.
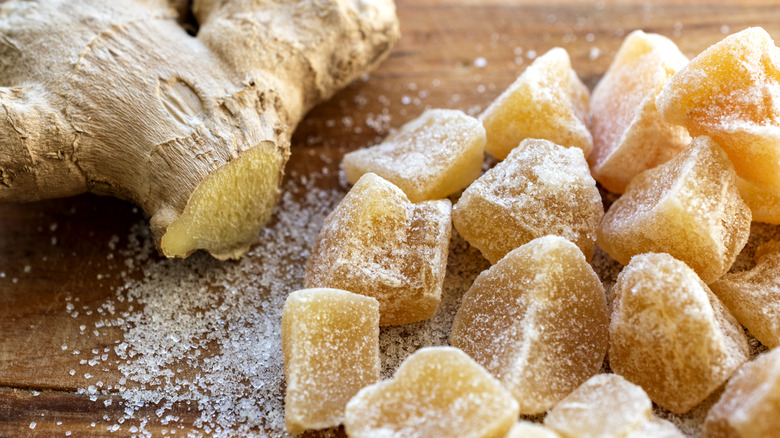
xmin=0 ymin=0 xmax=399 ymax=259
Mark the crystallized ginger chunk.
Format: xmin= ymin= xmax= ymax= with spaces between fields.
xmin=735 ymin=176 xmax=780 ymax=224
xmin=452 ymin=138 xmax=603 ymax=264
xmin=504 ymin=422 xmax=560 ymax=438
xmin=305 ymin=173 xmax=451 ymax=326
xmin=544 ymin=374 xmax=684 ymax=438
xmin=282 ymin=288 xmax=380 ymax=435
xmin=609 ymin=253 xmax=749 ymax=414
xmin=710 ymin=241 xmax=780 ymax=348
xmin=596 ymin=136 xmax=751 ymax=283
xmin=450 ymin=236 xmax=608 ymax=415
xmin=703 ymin=348 xmax=780 ymax=438
xmin=589 ymin=30 xmax=690 ymax=193
xmin=657 ymin=27 xmax=780 ymax=196
xmin=480 ymin=47 xmax=592 ymax=160
xmin=342 ymin=109 xmax=486 ymax=202
xmin=344 ymin=346 xmax=519 ymax=438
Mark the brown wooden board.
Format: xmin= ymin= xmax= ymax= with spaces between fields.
xmin=3 ymin=1 xmax=780 ymax=436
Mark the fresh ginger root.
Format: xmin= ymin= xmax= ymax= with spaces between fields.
xmin=0 ymin=0 xmax=399 ymax=259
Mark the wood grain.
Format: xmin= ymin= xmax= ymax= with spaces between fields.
xmin=3 ymin=1 xmax=780 ymax=436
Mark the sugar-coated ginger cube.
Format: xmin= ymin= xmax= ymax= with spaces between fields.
xmin=305 ymin=173 xmax=451 ymax=326
xmin=480 ymin=47 xmax=592 ymax=160
xmin=342 ymin=109 xmax=486 ymax=202
xmin=609 ymin=253 xmax=749 ymax=414
xmin=702 ymin=348 xmax=780 ymax=438
xmin=504 ymin=422 xmax=560 ymax=438
xmin=452 ymin=138 xmax=603 ymax=264
xmin=450 ymin=236 xmax=608 ymax=415
xmin=544 ymin=374 xmax=684 ymax=438
xmin=657 ymin=27 xmax=780 ymax=196
xmin=735 ymin=176 xmax=780 ymax=224
xmin=282 ymin=288 xmax=380 ymax=435
xmin=589 ymin=30 xmax=690 ymax=194
xmin=710 ymin=241 xmax=780 ymax=348
xmin=596 ymin=136 xmax=751 ymax=283
xmin=344 ymin=346 xmax=519 ymax=438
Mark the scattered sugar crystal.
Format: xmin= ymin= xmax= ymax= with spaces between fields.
xmin=451 ymin=236 xmax=608 ymax=414
xmin=545 ymin=374 xmax=684 ymax=438
xmin=344 ymin=347 xmax=518 ymax=438
xmin=480 ymin=48 xmax=592 ymax=160
xmin=282 ymin=288 xmax=380 ymax=434
xmin=710 ymin=241 xmax=780 ymax=348
xmin=474 ymin=57 xmax=487 ymax=68
xmin=342 ymin=109 xmax=486 ymax=202
xmin=452 ymin=138 xmax=603 ymax=264
xmin=596 ymin=136 xmax=751 ymax=283
xmin=657 ymin=27 xmax=780 ymax=197
xmin=702 ymin=348 xmax=780 ymax=438
xmin=588 ymin=30 xmax=690 ymax=193
xmin=305 ymin=173 xmax=451 ymax=326
xmin=609 ymin=253 xmax=749 ymax=413
xmin=29 ymin=422 xmax=36 ymax=429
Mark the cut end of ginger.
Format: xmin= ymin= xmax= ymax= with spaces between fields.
xmin=159 ymin=143 xmax=284 ymax=259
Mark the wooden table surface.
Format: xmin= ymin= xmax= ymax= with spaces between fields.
xmin=3 ymin=1 xmax=780 ymax=437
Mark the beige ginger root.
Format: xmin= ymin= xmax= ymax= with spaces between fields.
xmin=0 ymin=0 xmax=399 ymax=259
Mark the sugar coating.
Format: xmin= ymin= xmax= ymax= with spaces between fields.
xmin=452 ymin=138 xmax=603 ymax=264
xmin=504 ymin=422 xmax=561 ymax=438
xmin=735 ymin=176 xmax=780 ymax=225
xmin=657 ymin=27 xmax=780 ymax=196
xmin=702 ymin=348 xmax=780 ymax=438
xmin=589 ymin=30 xmax=690 ymax=194
xmin=479 ymin=47 xmax=592 ymax=160
xmin=342 ymin=109 xmax=486 ymax=202
xmin=596 ymin=136 xmax=751 ymax=283
xmin=305 ymin=173 xmax=452 ymax=326
xmin=609 ymin=253 xmax=750 ymax=414
xmin=282 ymin=288 xmax=380 ymax=434
xmin=710 ymin=241 xmax=780 ymax=348
xmin=450 ymin=236 xmax=608 ymax=415
xmin=344 ymin=346 xmax=519 ymax=438
xmin=545 ymin=374 xmax=685 ymax=438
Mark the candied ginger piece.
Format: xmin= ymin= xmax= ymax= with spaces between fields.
xmin=480 ymin=47 xmax=592 ymax=160
xmin=342 ymin=109 xmax=486 ymax=202
xmin=589 ymin=30 xmax=690 ymax=194
xmin=710 ymin=241 xmax=780 ymax=348
xmin=304 ymin=173 xmax=451 ymax=326
xmin=735 ymin=176 xmax=780 ymax=224
xmin=596 ymin=136 xmax=751 ymax=283
xmin=544 ymin=374 xmax=684 ymax=438
xmin=609 ymin=253 xmax=749 ymax=414
xmin=344 ymin=346 xmax=519 ymax=438
xmin=504 ymin=422 xmax=560 ymax=438
xmin=450 ymin=236 xmax=608 ymax=415
xmin=657 ymin=27 xmax=780 ymax=195
xmin=703 ymin=348 xmax=780 ymax=438
xmin=282 ymin=288 xmax=380 ymax=435
xmin=452 ymin=138 xmax=603 ymax=264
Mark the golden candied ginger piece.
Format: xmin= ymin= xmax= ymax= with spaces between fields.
xmin=657 ymin=27 xmax=780 ymax=195
xmin=703 ymin=348 xmax=780 ymax=438
xmin=710 ymin=241 xmax=780 ymax=348
xmin=282 ymin=288 xmax=380 ymax=435
xmin=342 ymin=109 xmax=486 ymax=202
xmin=504 ymin=422 xmax=560 ymax=438
xmin=545 ymin=374 xmax=684 ymax=438
xmin=452 ymin=138 xmax=603 ymax=264
xmin=596 ymin=136 xmax=751 ymax=283
xmin=450 ymin=236 xmax=608 ymax=415
xmin=589 ymin=30 xmax=690 ymax=194
xmin=735 ymin=176 xmax=780 ymax=224
xmin=305 ymin=173 xmax=451 ymax=326
xmin=609 ymin=253 xmax=749 ymax=414
xmin=480 ymin=47 xmax=592 ymax=160
xmin=344 ymin=347 xmax=519 ymax=438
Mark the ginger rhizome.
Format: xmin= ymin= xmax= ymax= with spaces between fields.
xmin=0 ymin=0 xmax=399 ymax=258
